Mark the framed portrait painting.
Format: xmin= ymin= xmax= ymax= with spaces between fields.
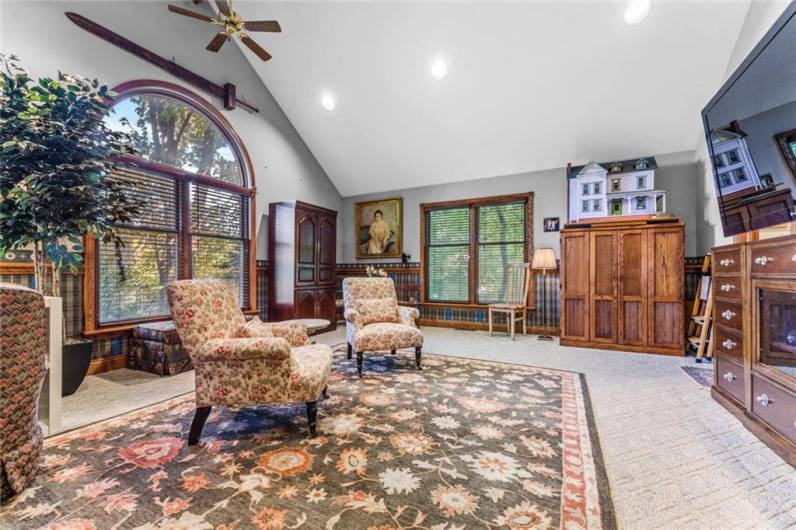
xmin=355 ymin=197 xmax=403 ymax=259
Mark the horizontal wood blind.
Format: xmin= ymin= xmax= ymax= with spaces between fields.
xmin=477 ymin=202 xmax=526 ymax=303
xmin=422 ymin=193 xmax=531 ymax=306
xmin=98 ymin=169 xmax=179 ymax=323
xmin=426 ymin=208 xmax=470 ymax=302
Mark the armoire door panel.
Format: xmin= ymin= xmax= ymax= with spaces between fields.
xmin=297 ymin=213 xmax=316 ymax=265
xmin=618 ymin=230 xmax=647 ymax=346
xmin=316 ymin=288 xmax=337 ymax=323
xmin=648 ymin=228 xmax=684 ymax=350
xmin=653 ymin=302 xmax=682 ymax=346
xmin=622 ymin=301 xmax=644 ymax=343
xmin=564 ymin=299 xmax=587 ymax=337
xmin=563 ymin=234 xmax=589 ymax=296
xmin=295 ymin=289 xmax=317 ymax=318
xmin=561 ymin=232 xmax=590 ymax=341
xmin=590 ymin=232 xmax=617 ymax=343
xmin=317 ymin=215 xmax=336 ymax=286
xmin=593 ymin=300 xmax=615 ymax=340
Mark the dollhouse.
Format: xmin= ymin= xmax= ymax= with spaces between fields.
xmin=709 ymin=123 xmax=762 ymax=198
xmin=567 ymin=157 xmax=666 ymax=222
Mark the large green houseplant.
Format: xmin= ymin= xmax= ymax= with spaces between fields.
xmin=0 ymin=54 xmax=140 ymax=394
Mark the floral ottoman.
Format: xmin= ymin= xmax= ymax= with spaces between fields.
xmin=129 ymin=321 xmax=192 ymax=376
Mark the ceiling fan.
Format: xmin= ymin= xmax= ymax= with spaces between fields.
xmin=167 ymin=0 xmax=281 ymax=61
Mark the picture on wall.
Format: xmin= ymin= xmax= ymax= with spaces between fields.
xmin=543 ymin=217 xmax=560 ymax=232
xmin=355 ymin=197 xmax=403 ymax=259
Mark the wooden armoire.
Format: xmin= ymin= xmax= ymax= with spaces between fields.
xmin=559 ymin=218 xmax=685 ymax=356
xmin=268 ymin=201 xmax=337 ymax=326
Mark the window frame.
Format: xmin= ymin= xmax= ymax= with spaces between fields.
xmin=83 ymin=80 xmax=257 ymax=336
xmin=419 ymin=192 xmax=534 ymax=308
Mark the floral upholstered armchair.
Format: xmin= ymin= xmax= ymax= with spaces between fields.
xmin=343 ymin=277 xmax=423 ymax=377
xmin=0 ymin=283 xmax=47 ymax=501
xmin=166 ymin=280 xmax=333 ymax=443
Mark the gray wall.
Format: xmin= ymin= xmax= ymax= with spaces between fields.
xmin=0 ymin=1 xmax=342 ymax=260
xmin=340 ymin=150 xmax=699 ymax=262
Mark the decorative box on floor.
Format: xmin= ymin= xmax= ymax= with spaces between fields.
xmin=130 ymin=321 xmax=192 ymax=376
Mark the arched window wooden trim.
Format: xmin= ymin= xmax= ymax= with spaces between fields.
xmin=84 ymin=80 xmax=257 ymax=336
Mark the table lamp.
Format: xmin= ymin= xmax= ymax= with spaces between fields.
xmin=531 ymin=247 xmax=557 ymax=341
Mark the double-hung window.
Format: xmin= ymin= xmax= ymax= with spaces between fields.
xmin=422 ymin=194 xmax=532 ymax=305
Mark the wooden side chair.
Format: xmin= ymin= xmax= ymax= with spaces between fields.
xmin=488 ymin=263 xmax=532 ymax=340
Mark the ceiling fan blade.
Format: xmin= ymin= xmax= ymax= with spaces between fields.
xmin=167 ymin=4 xmax=213 ymax=23
xmin=244 ymin=20 xmax=281 ymax=32
xmin=206 ymin=32 xmax=228 ymax=52
xmin=215 ymin=0 xmax=231 ymax=16
xmin=241 ymin=35 xmax=272 ymax=61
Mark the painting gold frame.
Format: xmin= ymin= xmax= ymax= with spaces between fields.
xmin=355 ymin=197 xmax=403 ymax=259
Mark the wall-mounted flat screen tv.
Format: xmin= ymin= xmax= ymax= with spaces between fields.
xmin=702 ymin=3 xmax=796 ymax=237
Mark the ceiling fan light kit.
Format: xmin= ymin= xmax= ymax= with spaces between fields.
xmin=167 ymin=0 xmax=280 ymax=62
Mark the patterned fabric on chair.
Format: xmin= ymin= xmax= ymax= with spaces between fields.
xmin=0 ymin=283 xmax=47 ymax=501
xmin=166 ymin=280 xmax=332 ymax=443
xmin=342 ymin=277 xmax=423 ymax=377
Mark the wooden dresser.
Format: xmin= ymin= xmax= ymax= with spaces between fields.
xmin=559 ymin=218 xmax=685 ymax=355
xmin=268 ymin=201 xmax=337 ymax=327
xmin=712 ymin=235 xmax=796 ymax=466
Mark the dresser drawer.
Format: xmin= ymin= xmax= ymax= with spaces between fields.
xmin=714 ymin=249 xmax=741 ymax=274
xmin=750 ymin=374 xmax=796 ymax=446
xmin=751 ymin=240 xmax=796 ymax=275
xmin=716 ymin=355 xmax=744 ymax=403
xmin=715 ymin=300 xmax=743 ymax=331
xmin=714 ymin=325 xmax=743 ymax=360
xmin=714 ymin=276 xmax=741 ymax=300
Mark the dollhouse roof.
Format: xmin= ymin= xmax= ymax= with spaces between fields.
xmin=568 ymin=156 xmax=658 ymax=178
xmin=576 ymin=161 xmax=607 ymax=176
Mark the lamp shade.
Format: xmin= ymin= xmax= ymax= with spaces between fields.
xmin=531 ymin=247 xmax=557 ymax=271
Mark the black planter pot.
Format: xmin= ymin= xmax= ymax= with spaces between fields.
xmin=62 ymin=340 xmax=93 ymax=396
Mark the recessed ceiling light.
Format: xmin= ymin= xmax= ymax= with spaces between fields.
xmin=624 ymin=0 xmax=651 ymax=26
xmin=431 ymin=58 xmax=448 ymax=80
xmin=320 ymin=93 xmax=335 ymax=111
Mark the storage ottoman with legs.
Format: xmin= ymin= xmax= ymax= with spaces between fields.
xmin=130 ymin=321 xmax=192 ymax=376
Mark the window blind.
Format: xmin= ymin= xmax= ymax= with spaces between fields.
xmin=425 ymin=208 xmax=470 ymax=302
xmin=190 ymin=183 xmax=249 ymax=304
xmin=476 ymin=202 xmax=526 ymax=303
xmin=98 ymin=168 xmax=179 ymax=324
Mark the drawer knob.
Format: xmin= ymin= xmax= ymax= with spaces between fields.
xmin=722 ymin=310 xmax=736 ymax=320
xmin=756 ymin=394 xmax=770 ymax=407
xmin=722 ymin=339 xmax=736 ymax=350
xmin=722 ymin=372 xmax=735 ymax=382
xmin=720 ymin=258 xmax=735 ymax=267
xmin=791 ymin=255 xmax=796 ymax=263
xmin=754 ymin=255 xmax=773 ymax=266
xmin=720 ymin=283 xmax=735 ymax=292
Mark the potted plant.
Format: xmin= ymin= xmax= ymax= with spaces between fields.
xmin=0 ymin=54 xmax=139 ymax=395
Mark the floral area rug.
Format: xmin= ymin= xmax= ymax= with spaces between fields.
xmin=1 ymin=345 xmax=614 ymax=530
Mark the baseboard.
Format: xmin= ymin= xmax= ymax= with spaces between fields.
xmin=559 ymin=338 xmax=684 ymax=357
xmin=87 ymin=354 xmax=128 ymax=375
xmin=418 ymin=318 xmax=559 ymax=336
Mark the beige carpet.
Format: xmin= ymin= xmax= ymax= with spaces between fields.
xmin=61 ymin=326 xmax=796 ymax=529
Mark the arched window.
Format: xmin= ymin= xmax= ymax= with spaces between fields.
xmin=86 ymin=81 xmax=255 ymax=330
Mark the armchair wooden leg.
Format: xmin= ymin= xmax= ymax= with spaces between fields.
xmin=322 ymin=386 xmax=328 ymax=399
xmin=356 ymin=351 xmax=364 ymax=377
xmin=415 ymin=346 xmax=422 ymax=370
xmin=510 ymin=310 xmax=515 ymax=340
xmin=188 ymin=406 xmax=211 ymax=446
xmin=347 ymin=342 xmax=353 ymax=360
xmin=523 ymin=310 xmax=527 ymax=335
xmin=305 ymin=401 xmax=318 ymax=437
xmin=390 ymin=348 xmax=396 ymax=355
xmin=488 ymin=307 xmax=493 ymax=336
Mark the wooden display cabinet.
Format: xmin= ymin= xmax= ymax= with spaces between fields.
xmin=711 ymin=235 xmax=796 ymax=467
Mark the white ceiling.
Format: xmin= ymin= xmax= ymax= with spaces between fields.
xmin=231 ymin=1 xmax=750 ymax=197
